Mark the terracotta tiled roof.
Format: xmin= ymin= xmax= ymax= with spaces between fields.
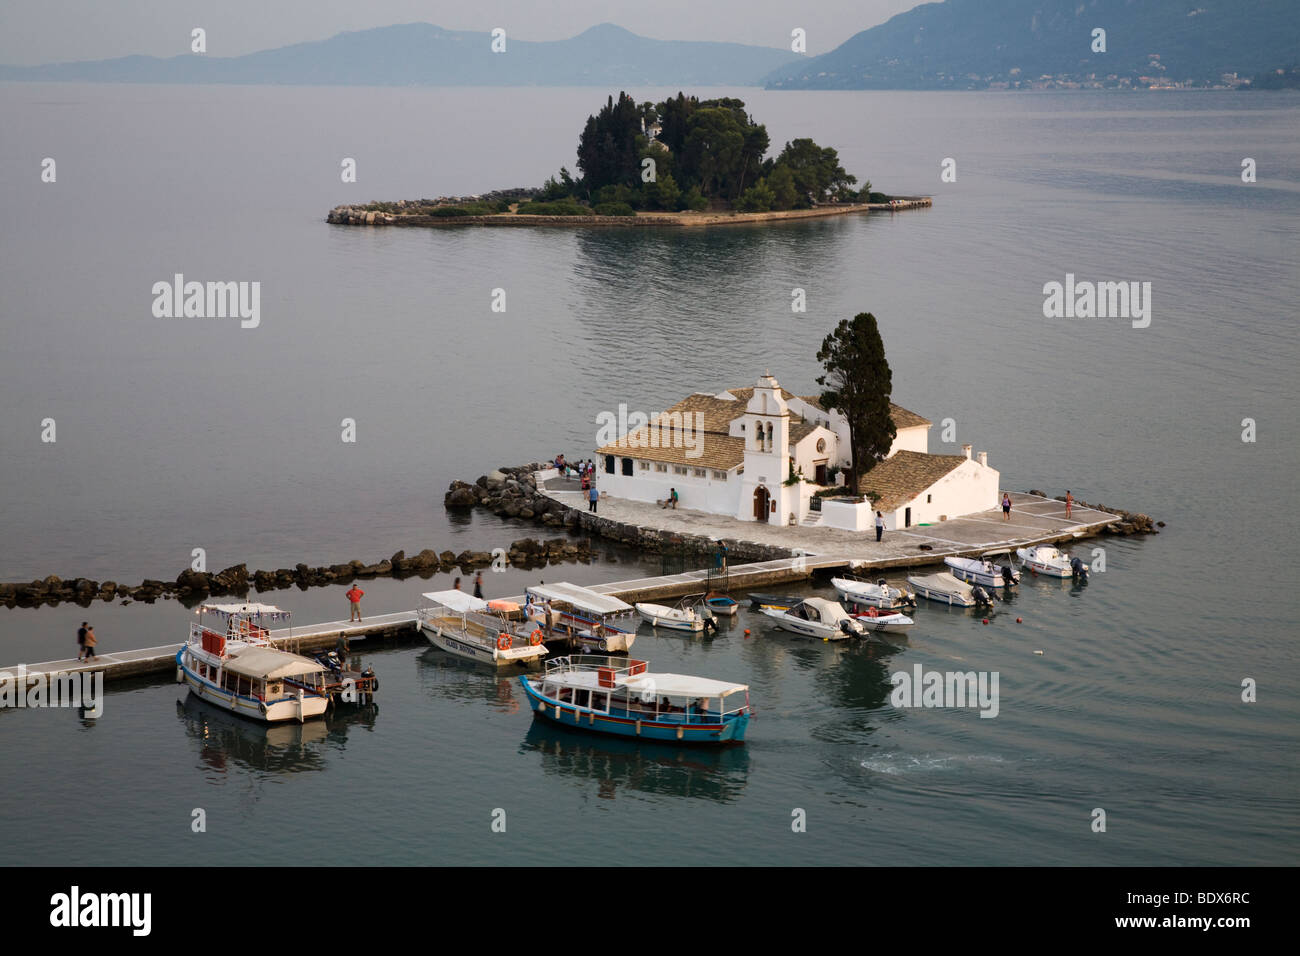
xmin=657 ymin=393 xmax=746 ymax=435
xmin=799 ymin=395 xmax=929 ymax=429
xmin=856 ymin=450 xmax=966 ymax=511
xmin=595 ymin=429 xmax=746 ymax=471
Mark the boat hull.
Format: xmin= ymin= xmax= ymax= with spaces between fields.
xmin=636 ymin=604 xmax=704 ymax=632
xmin=908 ymin=582 xmax=977 ymax=607
xmin=176 ymin=649 xmax=328 ymax=723
xmin=759 ymin=607 xmax=857 ymax=640
xmin=421 ymin=622 xmax=547 ymax=666
xmin=943 ymin=559 xmax=1020 ymax=588
xmin=853 ymin=614 xmax=914 ymax=634
xmin=519 ymin=677 xmax=747 ymax=744
xmin=830 ymin=578 xmax=913 ymax=609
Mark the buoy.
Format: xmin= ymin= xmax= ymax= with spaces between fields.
xmin=743 ymin=629 xmax=750 ymax=637
xmin=1016 ymin=617 xmax=1023 ymax=623
xmin=982 ymin=618 xmax=989 ymax=625
xmin=1034 ymin=650 xmax=1044 ymax=655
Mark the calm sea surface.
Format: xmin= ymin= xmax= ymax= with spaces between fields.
xmin=0 ymin=84 xmax=1297 ymax=865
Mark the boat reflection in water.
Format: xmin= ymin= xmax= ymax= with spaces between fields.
xmin=175 ymin=691 xmax=377 ymax=775
xmin=520 ymin=722 xmax=751 ymax=803
xmin=417 ymin=647 xmax=523 ymax=713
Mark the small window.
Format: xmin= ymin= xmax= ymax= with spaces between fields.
xmin=693 ymin=468 xmax=706 ymax=477
xmin=638 ymin=460 xmax=649 ymax=470
xmin=604 ymin=455 xmax=615 ymax=474
xmin=622 ymin=457 xmax=633 ymax=476
xmin=655 ymin=464 xmax=667 ymax=472
xmin=712 ymin=470 xmax=728 ymax=481
xmin=674 ymin=466 xmax=687 ymax=475
xmin=927 ymin=494 xmax=932 ymax=503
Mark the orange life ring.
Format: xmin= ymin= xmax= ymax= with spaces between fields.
xmin=497 ymin=633 xmax=511 ymax=651
xmin=867 ymin=607 xmax=879 ymax=618
xmin=530 ymin=629 xmax=543 ymax=646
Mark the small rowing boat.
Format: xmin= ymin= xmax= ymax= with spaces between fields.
xmin=746 ymin=592 xmax=802 ymax=610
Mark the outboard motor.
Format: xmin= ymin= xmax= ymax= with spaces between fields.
xmin=1070 ymin=557 xmax=1087 ymax=578
xmin=1001 ymin=564 xmax=1015 ymax=587
xmin=700 ymin=605 xmax=717 ymax=633
xmin=840 ymin=618 xmax=857 ymax=636
xmin=972 ymin=585 xmax=992 ymax=605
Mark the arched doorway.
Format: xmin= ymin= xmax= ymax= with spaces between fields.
xmin=753 ymin=486 xmax=770 ymax=522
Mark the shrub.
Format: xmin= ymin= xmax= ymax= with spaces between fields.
xmin=593 ymin=202 xmax=636 ymax=217
xmin=516 ymin=200 xmax=590 ymax=216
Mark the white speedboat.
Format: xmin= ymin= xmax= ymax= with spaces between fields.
xmin=907 ymin=572 xmax=995 ymax=607
xmin=418 ymin=590 xmax=548 ymax=666
xmin=636 ymin=602 xmax=705 ymax=633
xmin=851 ymin=607 xmax=916 ymax=634
xmin=759 ymin=597 xmax=865 ymax=640
xmin=525 ymin=583 xmax=638 ymax=652
xmin=944 ymin=555 xmax=1020 ymax=588
xmin=175 ymin=603 xmax=330 ymax=723
xmin=1016 ymin=545 xmax=1087 ymax=579
xmin=831 ymin=576 xmax=916 ymax=609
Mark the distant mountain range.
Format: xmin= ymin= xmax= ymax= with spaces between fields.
xmin=763 ymin=0 xmax=1300 ymax=90
xmin=0 ymin=22 xmax=801 ymax=87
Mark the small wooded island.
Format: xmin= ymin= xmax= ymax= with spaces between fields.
xmin=327 ymin=91 xmax=930 ymax=227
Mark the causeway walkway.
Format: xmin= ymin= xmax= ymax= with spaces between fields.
xmin=2 ymin=493 xmax=1118 ymax=689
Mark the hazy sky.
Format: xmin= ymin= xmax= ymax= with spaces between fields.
xmin=0 ymin=0 xmax=919 ymax=66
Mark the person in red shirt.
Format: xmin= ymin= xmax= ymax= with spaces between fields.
xmin=346 ymin=585 xmax=365 ymax=622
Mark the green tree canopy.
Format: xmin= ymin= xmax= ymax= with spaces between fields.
xmin=816 ymin=312 xmax=896 ymax=484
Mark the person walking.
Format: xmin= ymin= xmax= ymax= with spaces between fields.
xmin=346 ymin=584 xmax=365 ymax=622
xmin=1065 ymin=490 xmax=1074 ymax=519
xmin=473 ymin=572 xmax=484 ymax=599
xmin=77 ymin=621 xmax=88 ymax=660
xmin=453 ymin=576 xmax=462 ymax=591
xmin=82 ymin=625 xmax=98 ymax=661
xmin=588 ymin=484 xmax=599 ymax=513
xmin=1002 ymin=493 xmax=1012 ymax=520
xmin=875 ymin=511 xmax=885 ymax=542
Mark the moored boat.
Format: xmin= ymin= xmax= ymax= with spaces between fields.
xmin=850 ymin=607 xmax=916 ymax=634
xmin=831 ymin=576 xmax=916 ymax=609
xmin=759 ymin=597 xmax=866 ymax=640
xmin=525 ymin=583 xmax=638 ymax=652
xmin=944 ymin=555 xmax=1020 ymax=588
xmin=636 ymin=601 xmax=705 ymax=632
xmin=907 ymin=572 xmax=994 ymax=607
xmin=746 ymin=592 xmax=802 ymax=610
xmin=418 ymin=590 xmax=547 ymax=666
xmin=1016 ymin=545 xmax=1087 ymax=579
xmin=704 ymin=592 xmax=740 ymax=616
xmin=520 ymin=655 xmax=750 ymax=744
xmin=175 ymin=603 xmax=330 ymax=723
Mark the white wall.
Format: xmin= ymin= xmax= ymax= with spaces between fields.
xmin=821 ymin=498 xmax=874 ymax=532
xmin=890 ymin=424 xmax=930 ymax=455
xmin=886 ymin=458 xmax=1001 ymax=528
xmin=597 ymin=457 xmax=738 ymax=513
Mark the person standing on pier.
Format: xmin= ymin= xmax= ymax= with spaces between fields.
xmin=473 ymin=572 xmax=484 ymax=599
xmin=82 ymin=625 xmax=98 ymax=661
xmin=875 ymin=511 xmax=885 ymax=542
xmin=1065 ymin=490 xmax=1074 ymax=519
xmin=1002 ymin=493 xmax=1012 ymax=520
xmin=588 ymin=484 xmax=599 ymax=513
xmin=346 ymin=584 xmax=365 ymax=622
xmin=77 ymin=621 xmax=88 ymax=660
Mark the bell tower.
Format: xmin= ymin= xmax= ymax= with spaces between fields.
xmin=736 ymin=373 xmax=795 ymax=523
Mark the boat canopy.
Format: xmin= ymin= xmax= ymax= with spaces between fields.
xmin=625 ymin=673 xmax=748 ymax=698
xmin=198 ymin=602 xmax=290 ymax=620
xmin=526 ymin=583 xmax=632 ymax=615
xmin=422 ymin=590 xmax=490 ymax=613
xmin=224 ymin=647 xmax=325 ymax=680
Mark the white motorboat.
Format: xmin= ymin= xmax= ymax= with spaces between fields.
xmin=759 ymin=597 xmax=866 ymax=641
xmin=831 ymin=576 xmax=916 ymax=609
xmin=526 ymin=583 xmax=638 ymax=651
xmin=944 ymin=555 xmax=1021 ymax=588
xmin=175 ymin=603 xmax=330 ymax=723
xmin=850 ymin=607 xmax=916 ymax=634
xmin=418 ymin=590 xmax=548 ymax=666
xmin=636 ymin=602 xmax=705 ymax=633
xmin=907 ymin=572 xmax=995 ymax=608
xmin=1015 ymin=545 xmax=1088 ymax=579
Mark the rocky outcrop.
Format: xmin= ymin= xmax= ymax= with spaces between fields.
xmin=1056 ymin=497 xmax=1161 ymax=535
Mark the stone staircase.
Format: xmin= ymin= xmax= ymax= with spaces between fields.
xmin=801 ymin=511 xmax=823 ymax=527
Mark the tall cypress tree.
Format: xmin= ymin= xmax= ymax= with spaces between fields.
xmin=816 ymin=312 xmax=896 ymax=487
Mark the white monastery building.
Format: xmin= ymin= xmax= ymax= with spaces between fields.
xmin=595 ymin=373 xmax=1001 ymax=532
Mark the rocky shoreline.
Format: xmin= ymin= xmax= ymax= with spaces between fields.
xmin=326 ymin=199 xmax=932 ymax=229
xmin=1026 ymin=491 xmax=1163 ymax=535
xmin=0 ymin=532 xmax=596 ymax=610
